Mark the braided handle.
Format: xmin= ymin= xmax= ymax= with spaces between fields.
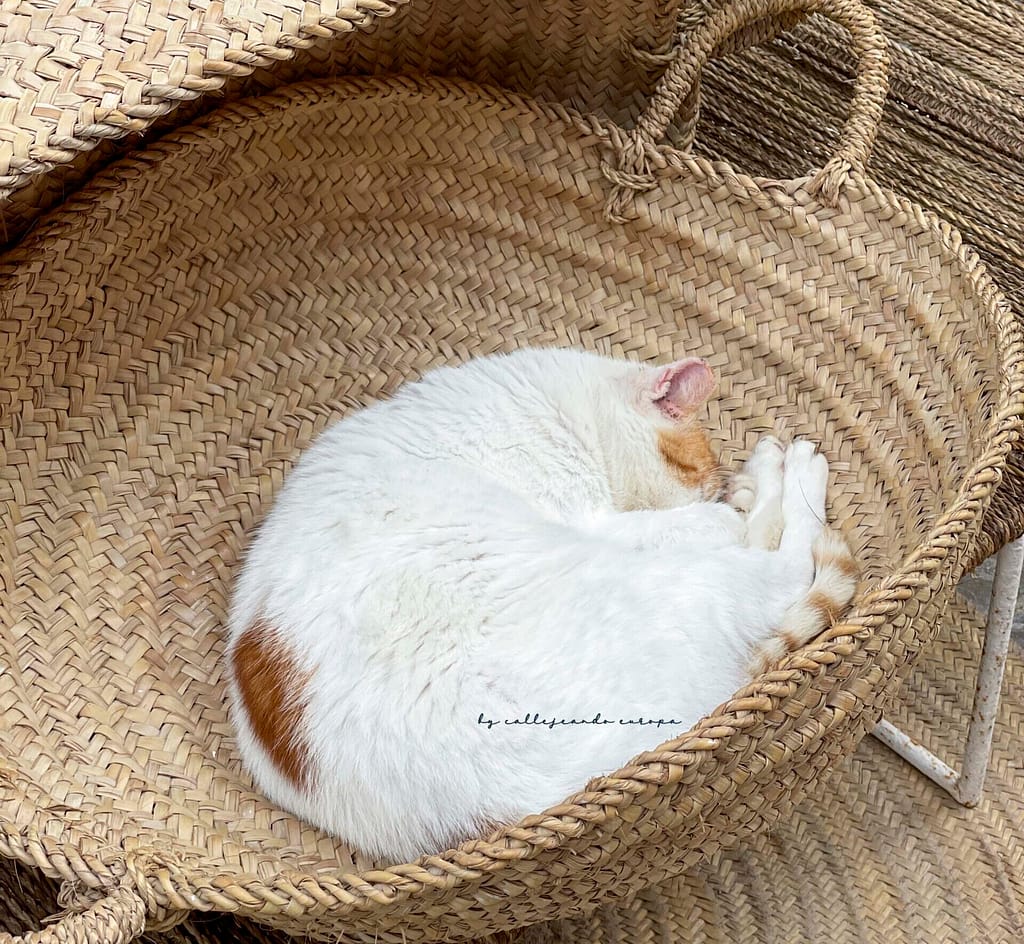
xmin=0 ymin=885 xmax=147 ymax=944
xmin=606 ymin=0 xmax=890 ymax=220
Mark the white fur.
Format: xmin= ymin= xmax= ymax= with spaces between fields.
xmin=227 ymin=348 xmax=839 ymax=862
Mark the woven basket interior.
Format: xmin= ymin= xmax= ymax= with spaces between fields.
xmin=0 ymin=75 xmax=1016 ymax=935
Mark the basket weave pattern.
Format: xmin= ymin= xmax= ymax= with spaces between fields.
xmin=686 ymin=2 xmax=1024 ymax=570
xmin=7 ymin=600 xmax=1024 ymax=944
xmin=0 ymin=0 xmax=687 ymax=246
xmin=0 ymin=0 xmax=404 ymax=183
xmin=0 ymin=0 xmax=1022 ymax=941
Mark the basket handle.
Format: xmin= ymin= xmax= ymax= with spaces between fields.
xmin=0 ymin=885 xmax=147 ymax=944
xmin=605 ymin=0 xmax=890 ymax=220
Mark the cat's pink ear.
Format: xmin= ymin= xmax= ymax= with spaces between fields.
xmin=646 ymin=358 xmax=715 ymax=420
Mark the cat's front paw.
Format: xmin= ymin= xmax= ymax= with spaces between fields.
xmin=724 ymin=472 xmax=756 ymax=513
xmin=724 ymin=436 xmax=785 ymax=514
xmin=782 ymin=439 xmax=828 ymax=520
xmin=742 ymin=434 xmax=786 ymax=549
xmin=744 ymin=434 xmax=785 ymax=478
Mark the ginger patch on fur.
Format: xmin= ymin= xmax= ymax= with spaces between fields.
xmin=828 ymin=551 xmax=861 ymax=581
xmin=807 ymin=590 xmax=840 ymax=627
xmin=232 ymin=618 xmax=313 ymax=790
xmin=658 ymin=428 xmax=721 ymax=490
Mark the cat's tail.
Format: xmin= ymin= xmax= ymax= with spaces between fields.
xmin=750 ymin=527 xmax=860 ymax=676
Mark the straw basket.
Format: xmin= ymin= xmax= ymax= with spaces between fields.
xmin=0 ymin=0 xmax=682 ymax=245
xmin=0 ymin=0 xmax=1021 ymax=940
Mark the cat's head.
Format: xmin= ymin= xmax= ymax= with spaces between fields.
xmin=590 ymin=354 xmax=727 ymax=510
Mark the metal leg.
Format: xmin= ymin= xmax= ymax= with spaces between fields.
xmin=871 ymin=536 xmax=1024 ymax=806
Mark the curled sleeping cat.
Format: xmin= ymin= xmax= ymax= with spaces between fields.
xmin=227 ymin=347 xmax=858 ymax=861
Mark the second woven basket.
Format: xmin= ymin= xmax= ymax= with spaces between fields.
xmin=0 ymin=0 xmax=1021 ymax=941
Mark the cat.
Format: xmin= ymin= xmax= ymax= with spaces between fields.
xmin=226 ymin=347 xmax=858 ymax=862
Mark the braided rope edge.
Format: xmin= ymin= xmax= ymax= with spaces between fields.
xmin=0 ymin=74 xmax=1020 ymax=927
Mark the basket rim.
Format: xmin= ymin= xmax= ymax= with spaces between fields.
xmin=1 ymin=73 xmax=1022 ymax=925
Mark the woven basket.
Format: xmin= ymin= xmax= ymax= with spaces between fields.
xmin=0 ymin=0 xmax=1022 ymax=940
xmin=6 ymin=2 xmax=1024 ymax=571
xmin=0 ymin=0 xmax=688 ymax=246
xmin=8 ymin=596 xmax=1024 ymax=944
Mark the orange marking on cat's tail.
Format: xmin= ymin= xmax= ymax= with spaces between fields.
xmin=230 ymin=618 xmax=314 ymax=790
xmin=749 ymin=528 xmax=860 ymax=676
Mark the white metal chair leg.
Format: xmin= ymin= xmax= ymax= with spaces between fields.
xmin=871 ymin=535 xmax=1024 ymax=807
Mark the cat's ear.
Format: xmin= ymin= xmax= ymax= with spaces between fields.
xmin=645 ymin=358 xmax=715 ymax=420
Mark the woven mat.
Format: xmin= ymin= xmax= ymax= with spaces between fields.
xmin=3 ymin=593 xmax=1020 ymax=942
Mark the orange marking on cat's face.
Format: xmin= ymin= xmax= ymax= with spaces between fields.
xmin=232 ymin=618 xmax=312 ymax=790
xmin=657 ymin=427 xmax=722 ymax=494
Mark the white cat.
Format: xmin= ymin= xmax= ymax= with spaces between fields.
xmin=227 ymin=347 xmax=857 ymax=862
